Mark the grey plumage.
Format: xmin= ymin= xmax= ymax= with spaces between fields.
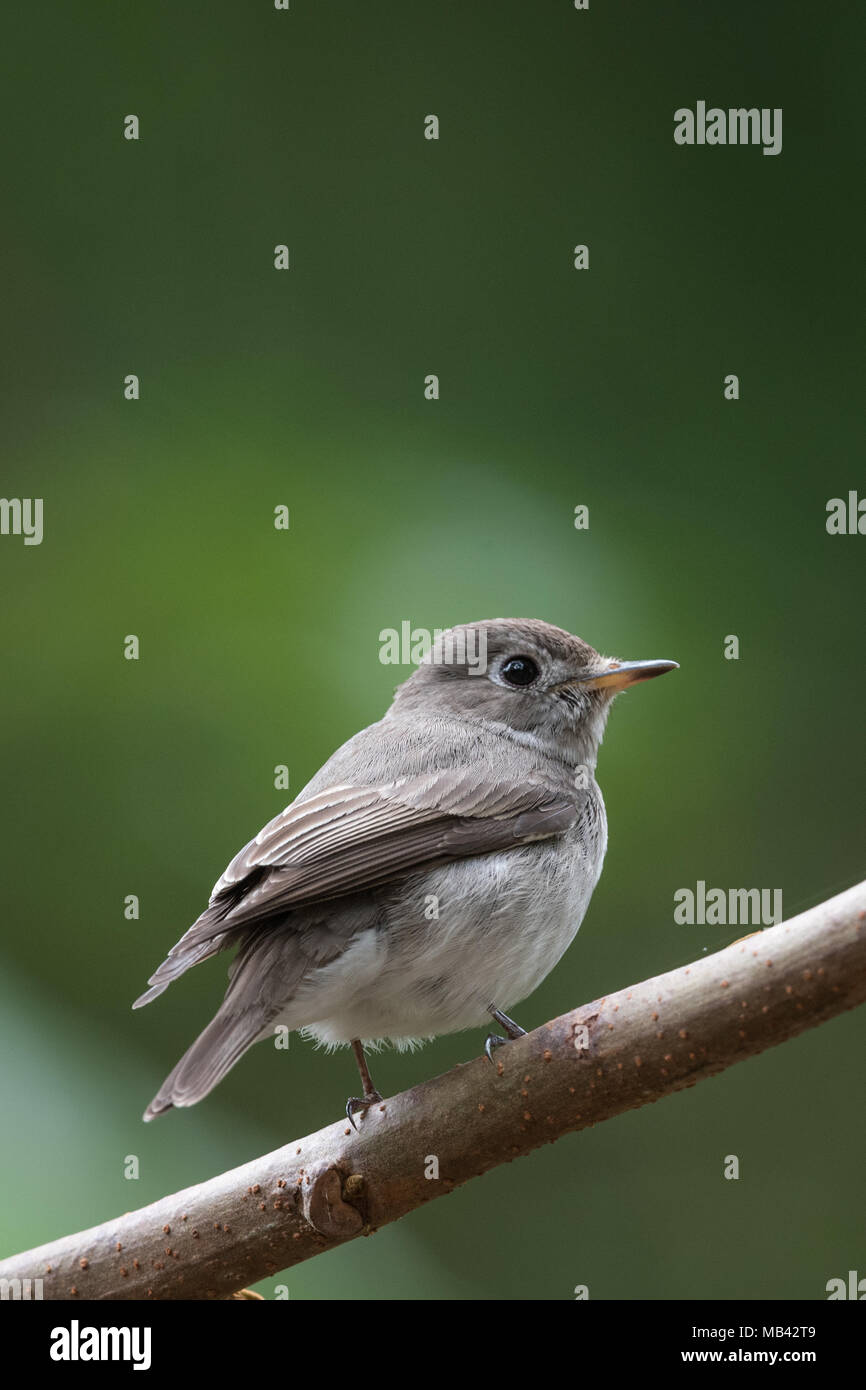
xmin=134 ymin=618 xmax=676 ymax=1120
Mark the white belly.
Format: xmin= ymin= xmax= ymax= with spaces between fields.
xmin=286 ymin=815 xmax=606 ymax=1048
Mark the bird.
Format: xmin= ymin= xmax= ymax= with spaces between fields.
xmin=134 ymin=618 xmax=677 ymax=1123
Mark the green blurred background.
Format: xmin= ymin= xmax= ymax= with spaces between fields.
xmin=1 ymin=1 xmax=863 ymax=1299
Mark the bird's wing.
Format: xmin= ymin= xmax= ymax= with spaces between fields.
xmin=133 ymin=768 xmax=578 ymax=1006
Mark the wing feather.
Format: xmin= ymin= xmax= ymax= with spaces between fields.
xmin=133 ymin=768 xmax=578 ymax=1007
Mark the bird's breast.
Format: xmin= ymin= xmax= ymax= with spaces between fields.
xmin=364 ymin=789 xmax=608 ymax=1036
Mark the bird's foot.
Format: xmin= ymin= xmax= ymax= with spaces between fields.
xmin=484 ymin=1033 xmax=507 ymax=1063
xmin=490 ymin=1007 xmax=526 ymax=1040
xmin=485 ymin=1007 xmax=526 ymax=1063
xmin=346 ymin=1090 xmax=384 ymax=1130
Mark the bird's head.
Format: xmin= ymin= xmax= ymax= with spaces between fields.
xmin=391 ymin=618 xmax=678 ymax=768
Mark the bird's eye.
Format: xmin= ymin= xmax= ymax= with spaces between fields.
xmin=500 ymin=656 xmax=539 ymax=687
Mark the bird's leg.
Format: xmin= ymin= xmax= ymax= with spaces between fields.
xmin=346 ymin=1038 xmax=384 ymax=1129
xmin=484 ymin=1005 xmax=527 ymax=1062
xmin=491 ymin=1007 xmax=527 ymax=1039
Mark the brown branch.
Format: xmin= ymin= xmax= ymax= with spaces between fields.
xmin=2 ymin=880 xmax=864 ymax=1300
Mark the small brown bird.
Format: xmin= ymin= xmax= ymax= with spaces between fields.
xmin=134 ymin=619 xmax=677 ymax=1122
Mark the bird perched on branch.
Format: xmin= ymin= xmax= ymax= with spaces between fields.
xmin=134 ymin=619 xmax=677 ymax=1123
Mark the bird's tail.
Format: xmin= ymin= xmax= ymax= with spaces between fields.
xmin=143 ymin=1006 xmax=266 ymax=1121
xmin=132 ymin=907 xmax=230 ymax=1009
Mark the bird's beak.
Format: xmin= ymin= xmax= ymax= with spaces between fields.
xmin=576 ymin=658 xmax=679 ymax=692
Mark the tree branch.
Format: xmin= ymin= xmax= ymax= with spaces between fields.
xmin=2 ymin=880 xmax=864 ymax=1300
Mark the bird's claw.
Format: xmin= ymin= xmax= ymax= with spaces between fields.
xmin=485 ymin=1008 xmax=527 ymax=1063
xmin=484 ymin=1033 xmax=507 ymax=1063
xmin=345 ymin=1090 xmax=384 ymax=1130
